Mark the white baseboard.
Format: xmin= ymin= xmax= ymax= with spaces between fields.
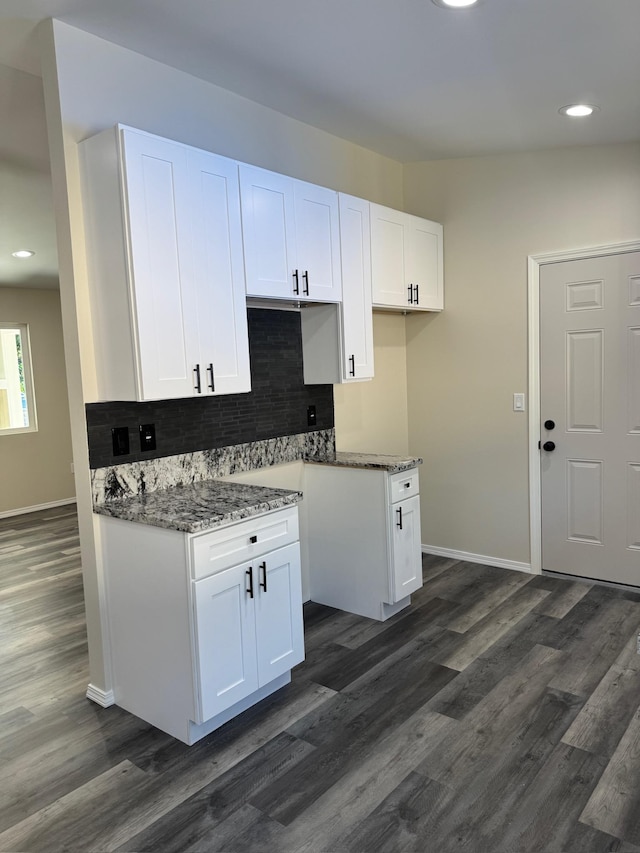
xmin=86 ymin=683 xmax=115 ymax=707
xmin=422 ymin=544 xmax=533 ymax=574
xmin=0 ymin=497 xmax=76 ymax=519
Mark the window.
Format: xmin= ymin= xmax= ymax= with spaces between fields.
xmin=0 ymin=323 xmax=37 ymax=434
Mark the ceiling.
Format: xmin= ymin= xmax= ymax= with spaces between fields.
xmin=0 ymin=0 xmax=639 ymax=289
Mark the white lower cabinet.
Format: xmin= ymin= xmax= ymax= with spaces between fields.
xmin=305 ymin=465 xmax=423 ymax=621
xmin=100 ymin=506 xmax=303 ymax=745
xmin=193 ymin=543 xmax=303 ymax=724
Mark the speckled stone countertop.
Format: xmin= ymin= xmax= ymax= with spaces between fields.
xmin=93 ymin=480 xmax=302 ymax=534
xmin=305 ymin=451 xmax=422 ymax=474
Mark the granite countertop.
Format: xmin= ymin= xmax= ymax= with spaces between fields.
xmin=305 ymin=451 xmax=422 ymax=474
xmin=93 ymin=479 xmax=302 ymax=534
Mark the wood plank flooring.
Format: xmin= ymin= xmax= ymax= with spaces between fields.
xmin=2 ymin=506 xmax=640 ymax=852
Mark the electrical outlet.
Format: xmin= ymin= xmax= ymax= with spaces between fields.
xmin=139 ymin=423 xmax=156 ymax=452
xmin=111 ymin=426 xmax=130 ymax=456
xmin=307 ymin=405 xmax=317 ymax=427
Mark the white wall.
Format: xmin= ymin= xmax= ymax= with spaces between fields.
xmin=39 ymin=19 xmax=407 ymax=695
xmin=0 ymin=287 xmax=74 ymax=514
xmin=403 ymin=143 xmax=640 ymax=565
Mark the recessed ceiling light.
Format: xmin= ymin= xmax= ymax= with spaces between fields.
xmin=431 ymin=0 xmax=479 ymax=8
xmin=558 ymin=104 xmax=600 ymax=118
xmin=11 ymin=250 xmax=35 ymax=259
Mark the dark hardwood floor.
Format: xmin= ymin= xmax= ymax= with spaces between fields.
xmin=2 ymin=505 xmax=640 ymax=852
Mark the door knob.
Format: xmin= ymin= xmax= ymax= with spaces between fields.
xmin=543 ymin=441 xmax=556 ymax=452
xmin=544 ymin=420 xmax=556 ymax=430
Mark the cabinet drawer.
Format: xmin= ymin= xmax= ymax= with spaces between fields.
xmin=389 ymin=468 xmax=420 ymax=504
xmin=191 ymin=506 xmax=299 ymax=580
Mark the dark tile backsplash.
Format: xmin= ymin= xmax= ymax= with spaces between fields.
xmin=86 ymin=308 xmax=334 ymax=469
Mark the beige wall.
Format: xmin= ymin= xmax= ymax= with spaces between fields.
xmin=0 ymin=287 xmax=74 ymax=514
xmin=40 ymin=20 xmax=406 ymax=694
xmin=403 ymin=143 xmax=640 ymax=564
xmin=334 ymin=312 xmax=409 ymax=455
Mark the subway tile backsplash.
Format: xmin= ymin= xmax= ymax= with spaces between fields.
xmin=85 ymin=308 xmax=334 ymax=469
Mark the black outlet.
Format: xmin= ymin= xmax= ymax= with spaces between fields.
xmin=111 ymin=426 xmax=130 ymax=456
xmin=139 ymin=423 xmax=156 ymax=452
xmin=307 ymin=405 xmax=317 ymax=427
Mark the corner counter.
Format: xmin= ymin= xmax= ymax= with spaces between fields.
xmin=305 ymin=450 xmax=422 ymax=474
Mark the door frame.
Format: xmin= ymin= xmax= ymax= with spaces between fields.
xmin=527 ymin=240 xmax=640 ymax=574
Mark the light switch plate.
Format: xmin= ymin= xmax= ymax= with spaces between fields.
xmin=513 ymin=393 xmax=526 ymax=412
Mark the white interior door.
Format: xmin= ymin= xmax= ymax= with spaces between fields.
xmin=540 ymin=251 xmax=640 ymax=585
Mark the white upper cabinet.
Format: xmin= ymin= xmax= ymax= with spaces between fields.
xmin=80 ymin=125 xmax=251 ymax=402
xmin=338 ymin=193 xmax=374 ymax=381
xmin=301 ymin=193 xmax=374 ymax=384
xmin=370 ymin=203 xmax=443 ymax=311
xmin=239 ymin=164 xmax=342 ymax=303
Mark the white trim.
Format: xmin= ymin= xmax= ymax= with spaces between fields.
xmin=422 ymin=544 xmax=532 ymax=574
xmin=527 ymin=240 xmax=640 ymax=576
xmin=0 ymin=497 xmax=76 ymax=519
xmin=86 ymin=683 xmax=115 ymax=707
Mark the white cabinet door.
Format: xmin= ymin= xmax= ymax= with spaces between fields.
xmin=407 ymin=216 xmax=443 ymax=311
xmin=254 ymin=543 xmax=305 ymax=684
xmin=239 ymin=164 xmax=298 ymax=299
xmin=339 ymin=194 xmax=374 ymax=381
xmin=370 ymin=203 xmax=411 ymax=309
xmin=188 ymin=149 xmax=251 ymax=395
xmin=294 ymin=180 xmax=342 ymax=303
xmin=193 ymin=562 xmax=259 ymax=723
xmin=121 ymin=128 xmax=199 ymax=400
xmin=193 ymin=540 xmax=303 ymax=723
xmin=389 ymin=494 xmax=422 ymax=602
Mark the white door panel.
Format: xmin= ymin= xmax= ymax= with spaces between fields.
xmin=193 ymin=563 xmax=258 ymax=723
xmin=566 ymin=330 xmax=604 ymax=431
xmin=239 ymin=165 xmax=297 ymax=299
xmin=628 ymin=328 xmax=640 ymax=432
xmin=122 ymin=131 xmax=197 ymax=399
xmin=294 ymin=181 xmax=342 ymax=302
xmin=389 ymin=494 xmax=422 ymax=602
xmin=254 ymin=544 xmax=304 ymax=683
xmin=189 ymin=151 xmax=251 ymax=395
xmin=540 ymin=251 xmax=640 ymax=585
